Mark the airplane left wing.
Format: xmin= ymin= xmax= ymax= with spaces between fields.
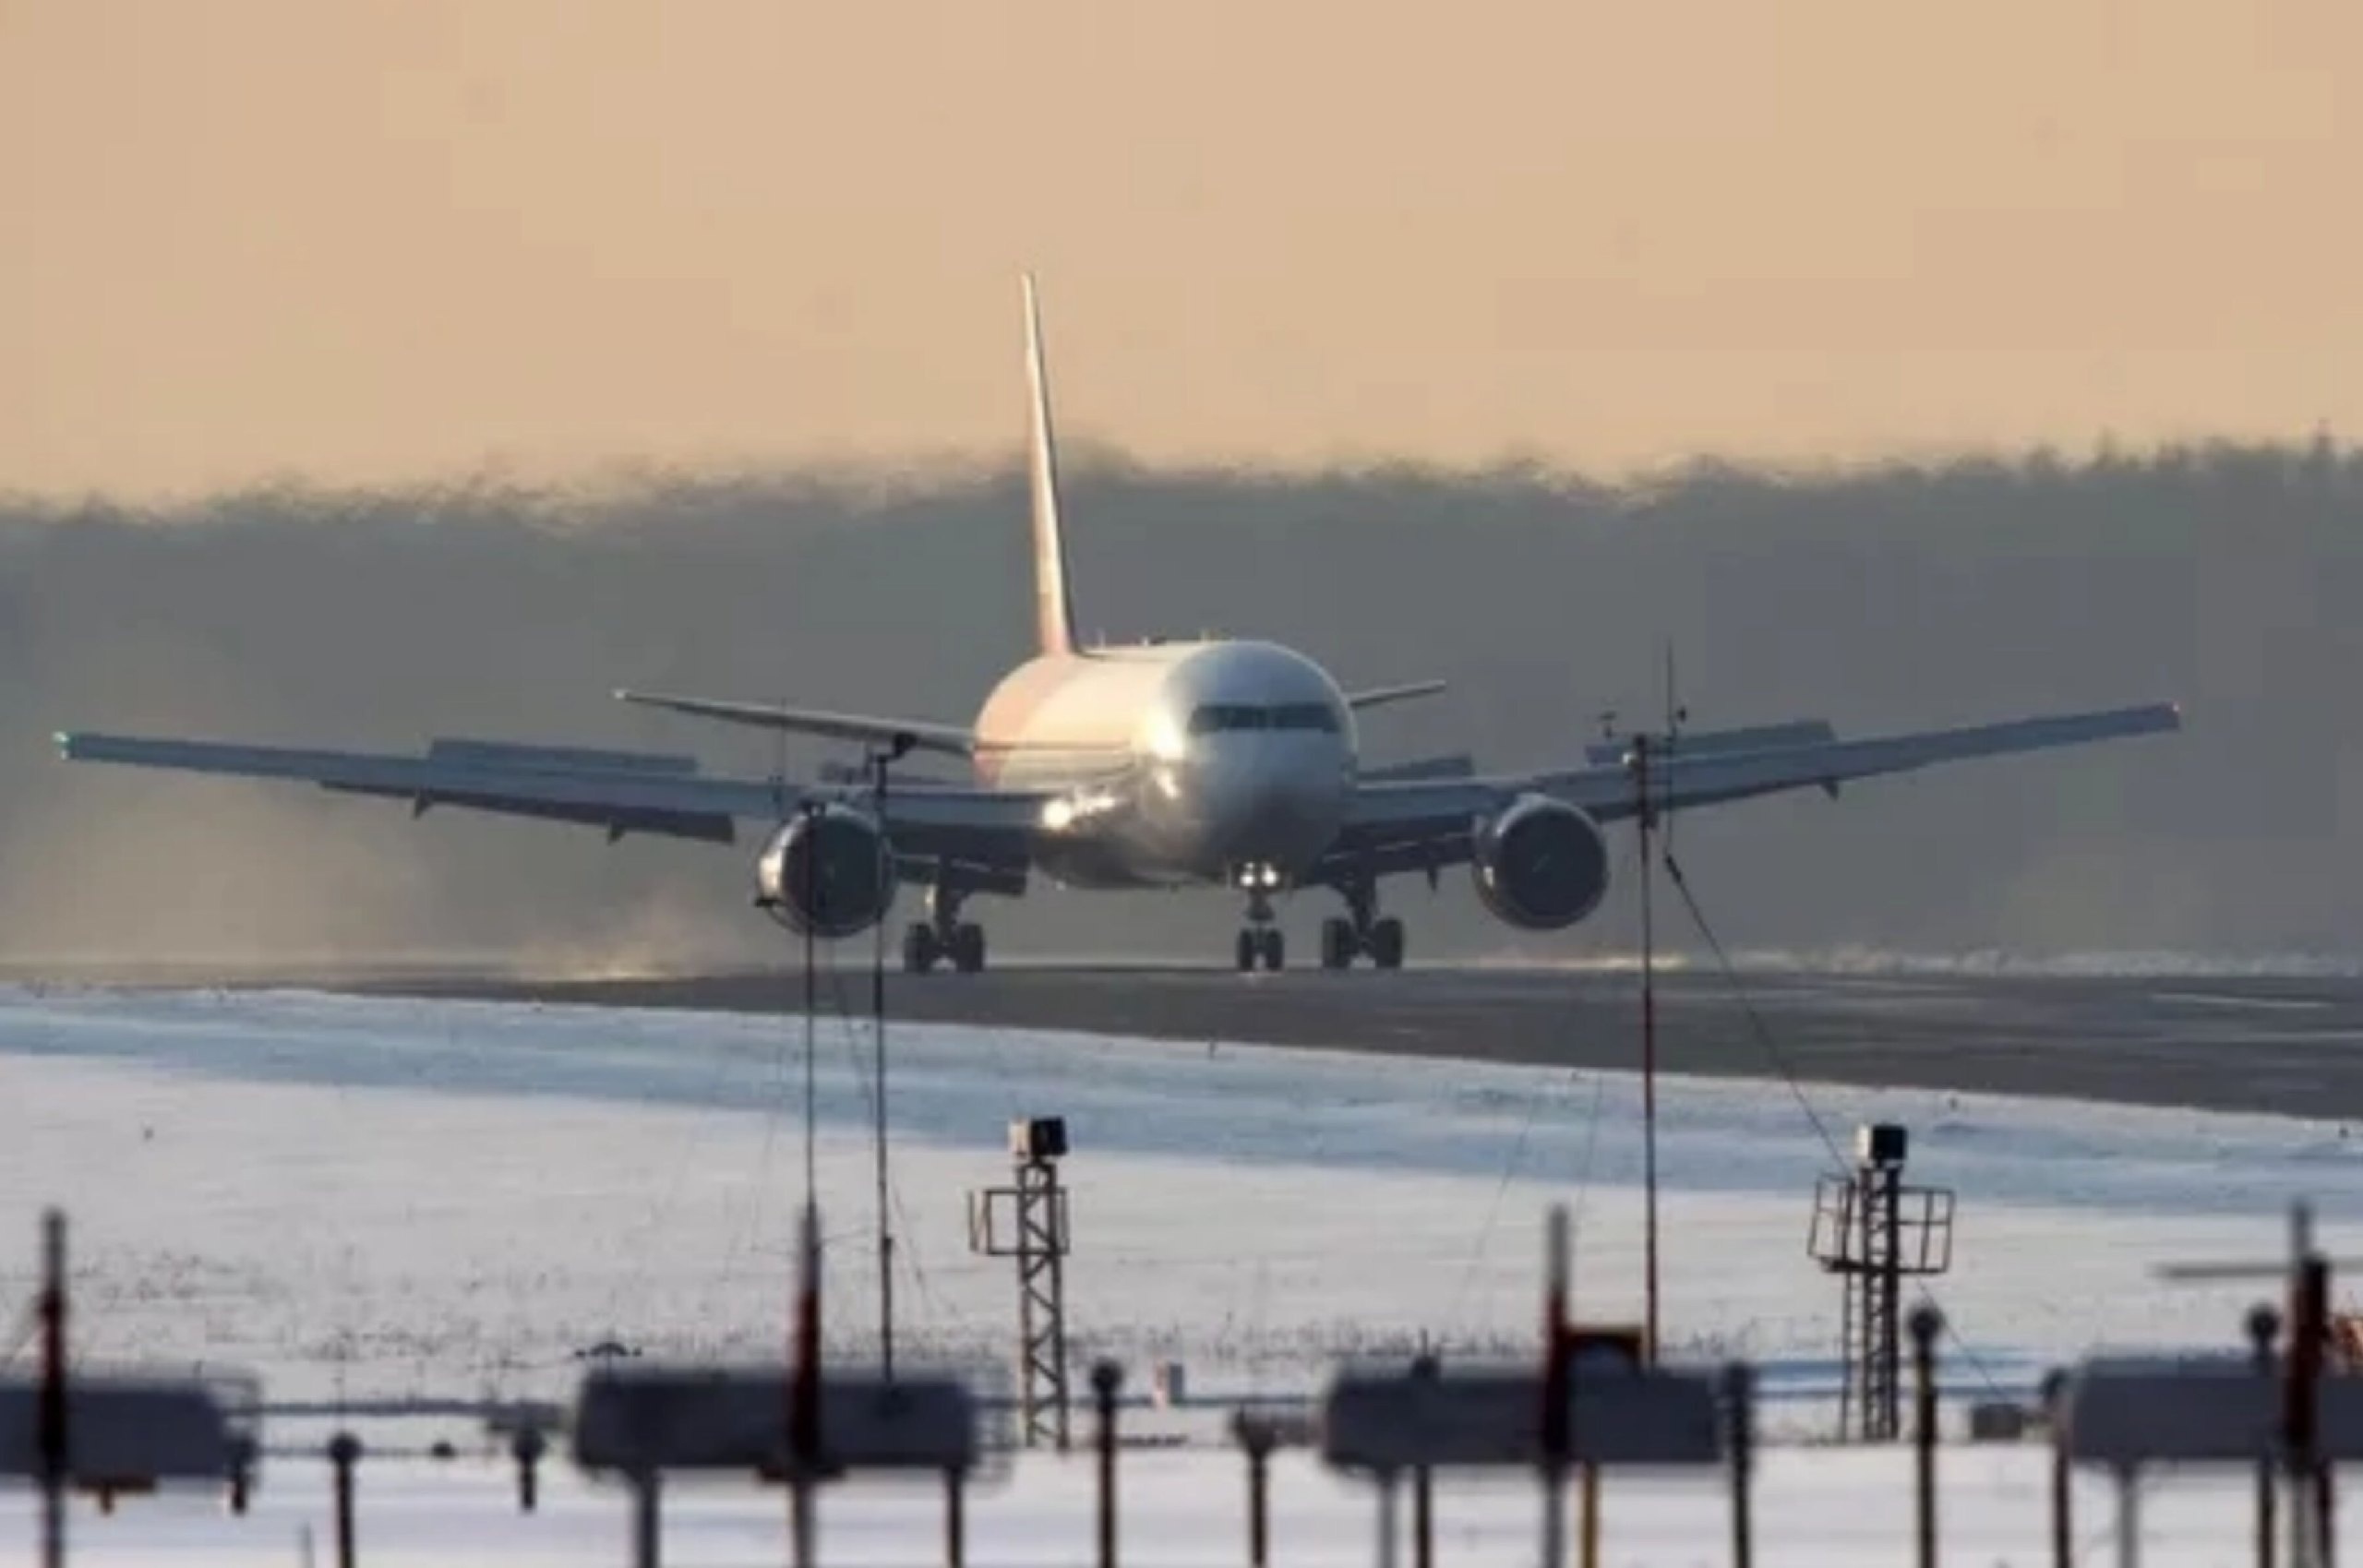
xmin=613 ymin=689 xmax=978 ymax=757
xmin=1313 ymin=701 xmax=2181 ymax=884
xmin=54 ymin=731 xmax=1050 ymax=868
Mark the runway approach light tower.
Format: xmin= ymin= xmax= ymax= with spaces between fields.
xmin=1808 ymin=1122 xmax=1955 ymax=1441
xmin=968 ymin=1116 xmax=1074 ymax=1450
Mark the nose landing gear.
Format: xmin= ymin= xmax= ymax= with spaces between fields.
xmin=903 ymin=882 xmax=986 ymax=974
xmin=1232 ymin=865 xmax=1287 ymax=972
xmin=1235 ymin=889 xmax=1285 ymax=972
xmin=1319 ymin=880 xmax=1405 ymax=970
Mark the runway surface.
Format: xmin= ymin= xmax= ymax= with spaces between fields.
xmin=346 ymin=964 xmax=2363 ymax=1120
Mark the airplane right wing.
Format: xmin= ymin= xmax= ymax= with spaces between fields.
xmin=1312 ymin=701 xmax=2182 ymax=885
xmin=54 ymin=731 xmax=1050 ymax=876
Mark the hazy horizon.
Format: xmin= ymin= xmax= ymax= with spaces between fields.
xmin=7 ymin=1 xmax=2362 ymax=499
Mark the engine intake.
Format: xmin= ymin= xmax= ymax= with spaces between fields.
xmin=754 ymin=805 xmax=897 ymax=939
xmin=1472 ymin=795 xmax=1611 ymax=931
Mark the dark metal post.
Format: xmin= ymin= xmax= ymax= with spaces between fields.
xmin=632 ymin=1469 xmax=662 ymax=1568
xmin=2253 ymin=1306 xmax=2283 ymax=1568
xmin=38 ymin=1209 xmax=66 ymax=1568
xmin=2041 ymin=1371 xmax=2073 ymax=1568
xmin=328 ymin=1431 xmax=362 ymax=1568
xmin=1541 ymin=1208 xmax=1571 ymax=1568
xmin=1409 ymin=1354 xmax=1438 ymax=1568
xmin=1725 ymin=1363 xmax=1756 ymax=1568
xmin=2320 ymin=1464 xmax=2337 ymax=1568
xmin=228 ymin=1435 xmax=256 ymax=1516
xmin=791 ymin=1202 xmax=822 ymax=1568
xmin=1234 ymin=1412 xmax=1276 ymax=1568
xmin=2290 ymin=1255 xmax=2330 ymax=1568
xmin=1093 ymin=1361 xmax=1122 ymax=1568
xmin=512 ymin=1427 xmax=545 ymax=1514
xmin=1911 ymin=1307 xmax=1942 ymax=1568
xmin=944 ymin=1470 xmax=966 ymax=1568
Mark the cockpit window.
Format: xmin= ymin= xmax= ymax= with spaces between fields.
xmin=1189 ymin=704 xmax=1267 ymax=734
xmin=1188 ymin=702 xmax=1337 ymax=734
xmin=1272 ymin=703 xmax=1338 ymax=732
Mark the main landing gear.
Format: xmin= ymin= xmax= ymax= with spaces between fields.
xmin=1319 ymin=881 xmax=1405 ymax=971
xmin=903 ymin=883 xmax=986 ymax=974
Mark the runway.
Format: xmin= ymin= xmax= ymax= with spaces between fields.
xmin=349 ymin=964 xmax=2363 ymax=1120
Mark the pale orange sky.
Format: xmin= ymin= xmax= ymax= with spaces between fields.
xmin=3 ymin=0 xmax=2357 ymax=499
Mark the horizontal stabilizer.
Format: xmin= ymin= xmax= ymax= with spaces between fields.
xmin=1345 ymin=680 xmax=1447 ymax=712
xmin=1583 ymin=719 xmax=1837 ymax=767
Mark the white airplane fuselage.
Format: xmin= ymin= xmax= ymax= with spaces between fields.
xmin=971 ymin=640 xmax=1358 ymax=890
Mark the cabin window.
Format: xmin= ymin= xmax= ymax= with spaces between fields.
xmin=1271 ymin=703 xmax=1338 ymax=732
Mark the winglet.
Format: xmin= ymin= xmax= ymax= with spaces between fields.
xmin=1023 ymin=272 xmax=1080 ymax=657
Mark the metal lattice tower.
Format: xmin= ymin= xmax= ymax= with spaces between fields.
xmin=1807 ymin=1122 xmax=1954 ymax=1442
xmin=968 ymin=1117 xmax=1074 ymax=1450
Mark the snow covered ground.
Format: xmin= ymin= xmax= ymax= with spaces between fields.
xmin=2 ymin=983 xmax=2357 ymax=1561
xmin=0 ymin=1446 xmax=2313 ymax=1566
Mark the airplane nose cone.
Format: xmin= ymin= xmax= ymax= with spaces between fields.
xmin=1200 ymin=739 xmax=1347 ymax=864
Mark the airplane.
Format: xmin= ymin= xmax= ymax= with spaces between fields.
xmin=55 ymin=276 xmax=2183 ymax=976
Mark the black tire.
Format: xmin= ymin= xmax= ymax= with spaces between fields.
xmin=954 ymin=922 xmax=987 ymax=974
xmin=1320 ymin=917 xmax=1354 ymax=970
xmin=903 ymin=923 xmax=938 ymax=975
xmin=1260 ymin=928 xmax=1286 ymax=972
xmin=1372 ymin=917 xmax=1406 ymax=970
xmin=1235 ymin=929 xmax=1257 ymax=972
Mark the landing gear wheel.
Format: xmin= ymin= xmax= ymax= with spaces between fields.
xmin=1235 ymin=929 xmax=1258 ymax=973
xmin=1259 ymin=928 xmax=1285 ymax=972
xmin=1371 ymin=917 xmax=1406 ymax=971
xmin=952 ymin=922 xmax=987 ymax=974
xmin=1320 ymin=916 xmax=1355 ymax=971
xmin=902 ymin=923 xmax=939 ymax=975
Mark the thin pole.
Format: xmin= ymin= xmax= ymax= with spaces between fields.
xmin=39 ymin=1209 xmax=66 ymax=1568
xmin=802 ymin=802 xmax=819 ymax=1212
xmin=1635 ymin=733 xmax=1661 ymax=1364
xmin=328 ymin=1432 xmax=361 ymax=1568
xmin=792 ymin=1201 xmax=821 ymax=1568
xmin=2254 ymin=1307 xmax=2282 ymax=1568
xmin=1093 ymin=1361 xmax=1122 ymax=1568
xmin=872 ymin=750 xmax=895 ymax=1381
xmin=633 ymin=1471 xmax=662 ymax=1568
xmin=1542 ymin=1207 xmax=1570 ymax=1568
xmin=1725 ymin=1364 xmax=1756 ymax=1568
xmin=1912 ymin=1307 xmax=1942 ymax=1568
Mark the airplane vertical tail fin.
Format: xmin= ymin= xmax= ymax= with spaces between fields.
xmin=1023 ymin=272 xmax=1081 ymax=657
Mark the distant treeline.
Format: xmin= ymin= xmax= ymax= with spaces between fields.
xmin=1 ymin=439 xmax=2353 ymax=971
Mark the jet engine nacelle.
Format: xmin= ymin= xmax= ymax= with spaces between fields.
xmin=754 ymin=805 xmax=898 ymax=939
xmin=1472 ymin=794 xmax=1612 ymax=931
